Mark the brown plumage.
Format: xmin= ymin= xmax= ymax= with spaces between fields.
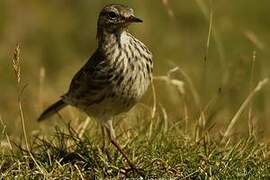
xmin=38 ymin=4 xmax=153 ymax=169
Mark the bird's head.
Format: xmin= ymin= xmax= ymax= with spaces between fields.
xmin=98 ymin=4 xmax=143 ymax=33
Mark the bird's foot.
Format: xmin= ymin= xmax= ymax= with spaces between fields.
xmin=102 ymin=147 xmax=113 ymax=162
xmin=121 ymin=163 xmax=144 ymax=177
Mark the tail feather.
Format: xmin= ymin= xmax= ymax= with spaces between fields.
xmin=38 ymin=99 xmax=67 ymax=121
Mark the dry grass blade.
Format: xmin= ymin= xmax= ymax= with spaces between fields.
xmin=75 ymin=164 xmax=85 ymax=180
xmin=248 ymin=51 xmax=256 ymax=136
xmin=222 ymin=78 xmax=269 ymax=143
xmin=0 ymin=115 xmax=12 ymax=150
xmin=154 ymin=67 xmax=185 ymax=95
xmin=11 ymin=44 xmax=48 ymax=176
xmin=39 ymin=67 xmax=46 ymax=111
xmin=151 ymin=81 xmax=157 ymax=119
xmin=161 ymin=0 xmax=175 ymax=19
xmin=244 ymin=31 xmax=264 ymax=51
xmin=177 ymin=67 xmax=200 ymax=108
xmin=79 ymin=117 xmax=91 ymax=139
xmin=12 ymin=44 xmax=29 ymax=149
xmin=205 ymin=5 xmax=213 ymax=61
xmin=195 ymin=0 xmax=228 ymax=85
xmin=12 ymin=43 xmax=21 ymax=84
xmin=159 ymin=103 xmax=168 ymax=134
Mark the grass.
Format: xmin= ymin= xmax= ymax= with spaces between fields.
xmin=1 ymin=119 xmax=270 ymax=179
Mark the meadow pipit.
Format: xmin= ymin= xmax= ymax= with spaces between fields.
xmin=38 ymin=4 xmax=153 ymax=170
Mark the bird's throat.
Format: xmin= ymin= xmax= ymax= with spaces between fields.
xmin=97 ymin=28 xmax=126 ymax=50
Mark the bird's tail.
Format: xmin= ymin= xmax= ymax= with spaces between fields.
xmin=38 ymin=99 xmax=67 ymax=121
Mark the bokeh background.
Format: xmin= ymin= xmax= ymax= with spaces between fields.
xmin=1 ymin=0 xmax=270 ymax=139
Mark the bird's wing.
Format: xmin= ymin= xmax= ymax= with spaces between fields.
xmin=65 ymin=50 xmax=111 ymax=106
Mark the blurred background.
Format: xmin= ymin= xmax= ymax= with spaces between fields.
xmin=1 ymin=0 xmax=270 ymax=140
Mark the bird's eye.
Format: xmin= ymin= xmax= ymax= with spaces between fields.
xmin=107 ymin=12 xmax=117 ymax=19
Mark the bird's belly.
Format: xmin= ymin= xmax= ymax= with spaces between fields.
xmin=84 ymin=72 xmax=150 ymax=120
xmin=85 ymin=96 xmax=135 ymax=119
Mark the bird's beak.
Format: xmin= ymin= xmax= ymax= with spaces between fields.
xmin=127 ymin=16 xmax=143 ymax=23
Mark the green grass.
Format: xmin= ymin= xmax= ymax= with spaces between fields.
xmin=1 ymin=114 xmax=270 ymax=179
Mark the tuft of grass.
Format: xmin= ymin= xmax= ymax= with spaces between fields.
xmin=222 ymin=78 xmax=269 ymax=143
xmin=1 ymin=121 xmax=270 ymax=179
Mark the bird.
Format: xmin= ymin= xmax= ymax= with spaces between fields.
xmin=38 ymin=4 xmax=153 ymax=170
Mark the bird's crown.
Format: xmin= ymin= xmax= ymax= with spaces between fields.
xmin=98 ymin=4 xmax=142 ymax=32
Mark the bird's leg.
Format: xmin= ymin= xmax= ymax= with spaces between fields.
xmin=103 ymin=120 xmax=137 ymax=171
xmin=101 ymin=125 xmax=107 ymax=151
xmin=101 ymin=125 xmax=112 ymax=161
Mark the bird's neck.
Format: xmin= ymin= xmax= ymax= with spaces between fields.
xmin=97 ymin=27 xmax=127 ymax=49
